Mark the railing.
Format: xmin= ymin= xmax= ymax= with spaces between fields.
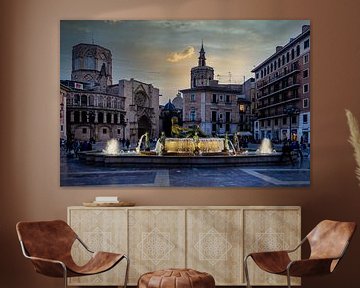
xmin=257 ymin=82 xmax=300 ymax=99
xmin=256 ymin=63 xmax=300 ymax=89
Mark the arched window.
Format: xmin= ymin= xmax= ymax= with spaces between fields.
xmin=98 ymin=112 xmax=104 ymax=123
xmin=81 ymin=95 xmax=87 ymax=106
xmin=107 ymin=113 xmax=112 ymax=124
xmin=89 ymin=95 xmax=94 ymax=106
xmin=296 ymin=45 xmax=300 ymax=57
xmin=84 ymin=53 xmax=95 ymax=70
xmin=291 ymin=48 xmax=295 ymax=60
xmin=74 ymin=111 xmax=80 ymax=123
xmin=120 ymin=114 xmax=125 ymax=124
xmin=74 ymin=94 xmax=80 ymax=105
xmin=282 ymin=55 xmax=285 ymax=65
xmin=81 ymin=111 xmax=87 ymax=123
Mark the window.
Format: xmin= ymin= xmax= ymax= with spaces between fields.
xmin=84 ymin=56 xmax=95 ymax=69
xmin=274 ymin=61 xmax=277 ymax=70
xmin=82 ymin=128 xmax=87 ymax=134
xmin=303 ymin=54 xmax=309 ymax=64
xmin=211 ymin=111 xmax=217 ymax=122
xmin=219 ymin=95 xmax=223 ymax=101
xmin=60 ymin=125 xmax=64 ymax=132
xmin=219 ymin=113 xmax=223 ymax=119
xmin=212 ymin=94 xmax=217 ymax=103
xmin=286 ymin=52 xmax=290 ymax=63
xmin=304 ymin=39 xmax=310 ymax=49
xmin=267 ymin=120 xmax=271 ymax=126
xmin=225 ymin=95 xmax=230 ymax=103
xmin=256 ymin=72 xmax=259 ymax=79
xmin=270 ymin=63 xmax=273 ymax=72
xmin=103 ymin=128 xmax=107 ymax=134
xmin=190 ymin=94 xmax=195 ymax=102
xmin=274 ymin=118 xmax=279 ymax=126
xmin=291 ymin=115 xmax=297 ymax=124
xmin=291 ymin=48 xmax=295 ymax=60
xmin=212 ymin=123 xmax=217 ymax=132
xmin=81 ymin=95 xmax=87 ymax=106
xmin=283 ymin=117 xmax=287 ymax=125
xmin=117 ymin=129 xmax=121 ymax=134
xmin=303 ymin=98 xmax=309 ymax=108
xmin=190 ymin=110 xmax=196 ymax=121
xmin=225 ymin=111 xmax=231 ymax=122
xmin=74 ymin=94 xmax=80 ymax=105
xmin=303 ymin=84 xmax=309 ymax=93
xmin=296 ymin=45 xmax=300 ymax=57
xmin=278 ymin=58 xmax=281 ymax=67
xmin=303 ymin=114 xmax=308 ymax=124
xmin=303 ymin=69 xmax=309 ymax=78
xmin=282 ymin=55 xmax=285 ymax=65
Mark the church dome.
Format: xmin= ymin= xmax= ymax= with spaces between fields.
xmin=164 ymin=99 xmax=176 ymax=111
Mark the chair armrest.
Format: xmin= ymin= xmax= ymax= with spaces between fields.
xmin=25 ymin=255 xmax=67 ymax=278
xmin=287 ymin=258 xmax=336 ymax=277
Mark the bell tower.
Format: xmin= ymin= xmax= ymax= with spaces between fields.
xmin=71 ymin=43 xmax=112 ymax=89
xmin=191 ymin=42 xmax=214 ymax=88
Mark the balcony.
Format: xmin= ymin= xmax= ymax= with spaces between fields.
xmin=257 ymin=96 xmax=300 ymax=111
xmin=257 ymin=82 xmax=300 ymax=100
xmin=256 ymin=64 xmax=300 ymax=90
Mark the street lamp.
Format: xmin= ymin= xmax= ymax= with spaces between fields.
xmin=283 ymin=105 xmax=300 ymax=141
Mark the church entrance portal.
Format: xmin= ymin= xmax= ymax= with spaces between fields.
xmin=138 ymin=115 xmax=152 ymax=139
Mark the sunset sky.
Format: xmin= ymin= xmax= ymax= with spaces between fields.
xmin=60 ymin=20 xmax=310 ymax=104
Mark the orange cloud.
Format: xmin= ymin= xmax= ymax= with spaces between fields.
xmin=167 ymin=46 xmax=195 ymax=63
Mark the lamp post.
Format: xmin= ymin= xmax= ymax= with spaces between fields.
xmin=283 ymin=105 xmax=300 ymax=141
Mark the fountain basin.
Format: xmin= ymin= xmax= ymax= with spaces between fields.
xmin=78 ymin=151 xmax=294 ymax=167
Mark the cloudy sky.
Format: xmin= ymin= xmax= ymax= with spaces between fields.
xmin=60 ymin=20 xmax=310 ymax=104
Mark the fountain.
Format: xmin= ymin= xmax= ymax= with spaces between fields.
xmin=102 ymin=139 xmax=120 ymax=155
xmin=78 ymin=136 xmax=291 ymax=167
xmin=256 ymin=138 xmax=276 ymax=154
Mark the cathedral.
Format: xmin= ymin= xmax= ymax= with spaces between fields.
xmin=60 ymin=43 xmax=159 ymax=146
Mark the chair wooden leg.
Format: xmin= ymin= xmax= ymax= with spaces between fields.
xmin=244 ymin=255 xmax=252 ymax=288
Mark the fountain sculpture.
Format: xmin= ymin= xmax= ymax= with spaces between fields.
xmin=78 ymin=133 xmax=289 ymax=167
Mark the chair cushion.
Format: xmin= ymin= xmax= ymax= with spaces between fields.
xmin=138 ymin=268 xmax=215 ymax=288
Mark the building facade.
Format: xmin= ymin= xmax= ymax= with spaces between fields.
xmin=60 ymin=84 xmax=69 ymax=140
xmin=252 ymin=25 xmax=310 ymax=143
xmin=62 ymin=43 xmax=159 ymax=144
xmin=119 ymin=79 xmax=159 ymax=145
xmin=180 ymin=44 xmax=251 ymax=136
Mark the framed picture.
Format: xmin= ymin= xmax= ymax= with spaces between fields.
xmin=60 ymin=20 xmax=310 ymax=187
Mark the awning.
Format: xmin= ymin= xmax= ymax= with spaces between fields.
xmin=237 ymin=131 xmax=252 ymax=136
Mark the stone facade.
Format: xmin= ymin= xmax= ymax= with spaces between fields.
xmin=71 ymin=43 xmax=112 ymax=89
xmin=62 ymin=43 xmax=160 ymax=145
xmin=119 ymin=79 xmax=160 ymax=145
xmin=252 ymin=25 xmax=311 ymax=143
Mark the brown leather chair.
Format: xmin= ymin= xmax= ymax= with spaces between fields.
xmin=244 ymin=220 xmax=356 ymax=288
xmin=16 ymin=220 xmax=129 ymax=288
